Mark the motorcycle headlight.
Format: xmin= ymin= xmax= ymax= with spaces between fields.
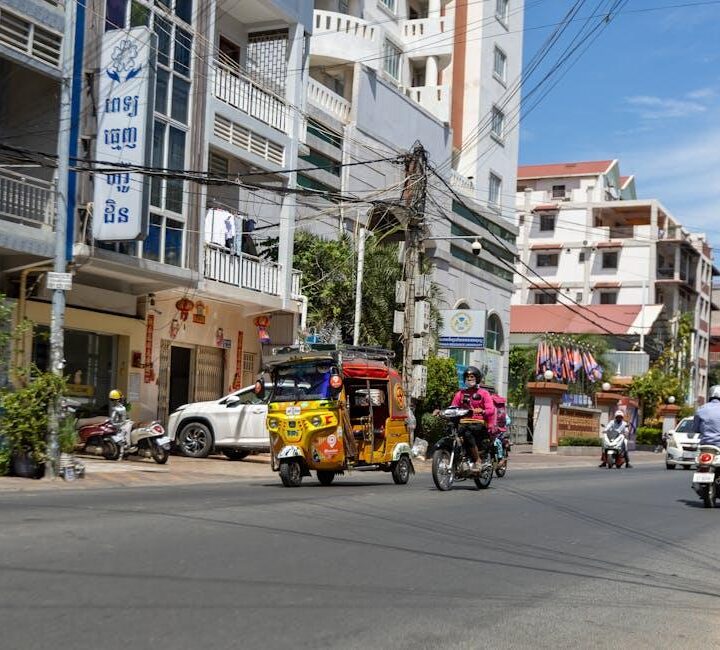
xmin=268 ymin=418 xmax=279 ymax=429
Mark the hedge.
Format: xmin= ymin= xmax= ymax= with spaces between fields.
xmin=636 ymin=427 xmax=662 ymax=446
xmin=558 ymin=436 xmax=601 ymax=447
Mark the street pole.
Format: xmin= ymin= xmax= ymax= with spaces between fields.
xmin=353 ymin=227 xmax=367 ymax=346
xmin=400 ymin=143 xmax=427 ymax=397
xmin=47 ymin=1 xmax=77 ymax=478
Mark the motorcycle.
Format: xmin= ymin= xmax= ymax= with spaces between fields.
xmin=692 ymin=445 xmax=720 ymax=508
xmin=78 ymin=417 xmax=170 ymax=464
xmin=492 ymin=432 xmax=510 ymax=478
xmin=602 ymin=431 xmax=627 ymax=469
xmin=431 ymin=407 xmax=494 ymax=491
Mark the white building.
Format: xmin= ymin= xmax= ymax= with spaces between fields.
xmin=513 ymin=159 xmax=718 ymax=404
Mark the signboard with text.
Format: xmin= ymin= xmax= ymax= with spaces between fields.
xmin=438 ymin=309 xmax=486 ymax=348
xmin=93 ymin=27 xmax=156 ymax=241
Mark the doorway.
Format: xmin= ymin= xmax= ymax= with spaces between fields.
xmin=169 ymin=346 xmax=192 ymax=415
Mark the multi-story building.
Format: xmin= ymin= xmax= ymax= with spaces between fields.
xmin=1 ymin=0 xmax=311 ymax=421
xmin=513 ymin=159 xmax=718 ymax=404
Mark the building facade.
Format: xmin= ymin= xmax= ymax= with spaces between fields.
xmin=513 ymin=160 xmax=718 ymax=404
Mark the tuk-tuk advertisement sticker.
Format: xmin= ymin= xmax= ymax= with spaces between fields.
xmin=286 ymin=405 xmax=301 ymax=416
xmin=317 ymin=434 xmax=340 ymax=458
xmin=394 ymin=384 xmax=406 ymax=410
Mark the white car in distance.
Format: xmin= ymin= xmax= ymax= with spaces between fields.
xmin=167 ymin=384 xmax=270 ymax=459
xmin=665 ymin=417 xmax=700 ymax=470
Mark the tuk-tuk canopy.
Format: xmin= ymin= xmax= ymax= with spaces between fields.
xmin=341 ymin=359 xmax=391 ymax=380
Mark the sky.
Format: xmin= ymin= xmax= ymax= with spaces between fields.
xmin=518 ymin=0 xmax=720 ymax=239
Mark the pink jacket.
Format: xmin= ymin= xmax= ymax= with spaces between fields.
xmin=451 ymin=388 xmax=496 ymax=429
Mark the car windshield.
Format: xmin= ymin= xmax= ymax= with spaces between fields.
xmin=675 ymin=418 xmax=695 ymax=434
xmin=270 ymin=362 xmax=334 ymax=402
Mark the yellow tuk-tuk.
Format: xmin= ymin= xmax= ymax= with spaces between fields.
xmin=257 ymin=347 xmax=414 ymax=487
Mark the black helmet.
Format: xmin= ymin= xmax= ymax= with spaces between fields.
xmin=463 ymin=366 xmax=483 ymax=382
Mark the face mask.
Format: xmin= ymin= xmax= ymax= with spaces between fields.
xmin=466 ymin=378 xmax=477 ymax=388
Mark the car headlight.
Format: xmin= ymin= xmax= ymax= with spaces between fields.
xmin=667 ymin=435 xmax=678 ymax=449
xmin=268 ymin=418 xmax=279 ymax=429
xmin=310 ymin=416 xmax=322 ymax=427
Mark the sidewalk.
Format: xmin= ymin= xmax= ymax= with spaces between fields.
xmin=0 ymin=445 xmax=665 ymax=492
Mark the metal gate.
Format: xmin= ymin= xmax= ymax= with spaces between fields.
xmin=194 ymin=345 xmax=225 ymax=402
xmin=156 ymin=340 xmax=172 ymax=423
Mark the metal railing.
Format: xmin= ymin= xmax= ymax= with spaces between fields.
xmin=213 ymin=60 xmax=289 ymax=134
xmin=0 ymin=168 xmax=55 ymax=229
xmin=204 ymin=244 xmax=302 ymax=298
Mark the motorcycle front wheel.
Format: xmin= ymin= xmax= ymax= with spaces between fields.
xmin=102 ymin=439 xmax=121 ymax=461
xmin=151 ymin=444 xmax=169 ymax=464
xmin=432 ymin=449 xmax=454 ymax=491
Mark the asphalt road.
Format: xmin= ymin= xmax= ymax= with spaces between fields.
xmin=1 ymin=464 xmax=718 ymax=650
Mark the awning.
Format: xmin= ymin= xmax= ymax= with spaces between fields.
xmin=596 ymin=240 xmax=623 ymax=249
xmin=531 ymin=243 xmax=563 ymax=251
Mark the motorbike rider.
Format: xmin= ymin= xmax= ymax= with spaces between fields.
xmin=599 ymin=410 xmax=632 ymax=468
xmin=450 ymin=366 xmax=496 ymax=471
xmin=108 ymin=389 xmax=130 ymax=450
xmin=692 ymin=385 xmax=720 ymax=447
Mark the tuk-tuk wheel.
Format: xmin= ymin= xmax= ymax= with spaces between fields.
xmin=317 ymin=470 xmax=335 ymax=486
xmin=279 ymin=460 xmax=303 ymax=487
xmin=392 ymin=455 xmax=412 ymax=485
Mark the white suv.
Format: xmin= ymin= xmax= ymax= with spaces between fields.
xmin=167 ymin=385 xmax=269 ymax=459
xmin=665 ymin=417 xmax=699 ymax=470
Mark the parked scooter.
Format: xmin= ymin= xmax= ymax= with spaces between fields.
xmin=602 ymin=430 xmax=627 ymax=469
xmin=78 ymin=417 xmax=170 ymax=464
xmin=692 ymin=445 xmax=720 ymax=508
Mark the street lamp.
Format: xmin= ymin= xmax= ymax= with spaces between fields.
xmin=602 ymin=381 xmax=611 ymax=392
xmin=667 ymin=395 xmax=676 ymax=404
xmin=544 ymin=369 xmax=554 ymax=382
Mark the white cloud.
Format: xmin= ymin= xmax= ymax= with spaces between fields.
xmin=624 ymin=95 xmax=708 ymax=119
xmin=622 ymin=128 xmax=720 ymax=232
xmin=686 ymin=87 xmax=717 ymax=100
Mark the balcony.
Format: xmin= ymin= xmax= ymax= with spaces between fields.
xmin=307 ymin=78 xmax=351 ymax=123
xmin=400 ymin=15 xmax=454 ymax=59
xmin=310 ymin=10 xmax=379 ymax=68
xmin=204 ymin=245 xmax=302 ymax=299
xmin=0 ymin=168 xmax=55 ymax=229
xmin=212 ymin=60 xmax=289 ymax=134
xmin=449 ymin=168 xmax=475 ymax=198
xmin=605 ymin=350 xmax=650 ymax=377
xmin=404 ymin=84 xmax=449 ymax=122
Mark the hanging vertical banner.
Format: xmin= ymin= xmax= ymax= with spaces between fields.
xmin=144 ymin=314 xmax=155 ymax=383
xmin=231 ymin=331 xmax=244 ymax=391
xmin=93 ymin=27 xmax=156 ymax=241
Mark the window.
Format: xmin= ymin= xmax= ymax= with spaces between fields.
xmin=491 ymin=106 xmax=505 ymax=140
xmin=307 ymin=119 xmax=343 ymax=148
xmin=383 ymin=39 xmax=401 ymax=81
xmin=300 ymin=149 xmax=341 ymax=176
xmin=552 ymin=184 xmax=566 ymax=199
xmin=578 ymin=251 xmax=586 ymax=262
xmin=496 ymin=0 xmax=509 ymax=23
xmin=143 ymin=213 xmax=185 ymax=266
xmin=488 ymin=172 xmax=502 ymax=207
xmin=486 ymin=314 xmax=504 ymax=352
xmin=380 ymin=0 xmax=397 ymax=13
xmin=599 ymin=292 xmax=618 ymax=305
xmin=539 ymin=214 xmax=555 ymax=231
xmin=534 ymin=292 xmax=557 ymax=305
xmin=493 ymin=46 xmax=507 ymax=83
xmin=602 ymin=251 xmax=619 ymax=269
xmin=208 ymin=152 xmax=229 ymax=177
xmin=536 ymin=253 xmax=559 ymax=267
xmin=575 ymin=292 xmax=583 ymax=303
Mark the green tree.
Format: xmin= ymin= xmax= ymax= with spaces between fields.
xmin=508 ymin=346 xmax=536 ymax=407
xmin=422 ymin=356 xmax=458 ymax=413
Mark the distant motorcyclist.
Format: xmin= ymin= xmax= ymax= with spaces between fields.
xmin=450 ymin=366 xmax=496 ymax=471
xmin=692 ymin=385 xmax=720 ymax=447
xmin=600 ymin=410 xmax=631 ymax=468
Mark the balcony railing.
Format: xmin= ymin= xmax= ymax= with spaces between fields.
xmin=204 ymin=244 xmax=302 ymax=298
xmin=401 ymin=15 xmax=454 ymax=52
xmin=212 ymin=60 xmax=289 ymax=134
xmin=605 ymin=350 xmax=650 ymax=377
xmin=0 ymin=168 xmax=55 ymax=229
xmin=310 ymin=10 xmax=378 ymax=65
xmin=307 ymin=78 xmax=351 ymax=123
xmin=404 ymin=84 xmax=450 ymax=122
xmin=448 ymin=168 xmax=475 ymax=197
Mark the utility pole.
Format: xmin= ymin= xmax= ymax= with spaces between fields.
xmin=352 ymin=227 xmax=368 ymax=346
xmin=46 ymin=1 xmax=78 ymax=478
xmin=400 ymin=143 xmax=428 ymax=399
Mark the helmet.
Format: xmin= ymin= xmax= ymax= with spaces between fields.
xmin=463 ymin=366 xmax=484 ymax=382
xmin=710 ymin=385 xmax=720 ymax=401
xmin=108 ymin=389 xmax=122 ymax=401
xmin=614 ymin=410 xmax=625 ymax=419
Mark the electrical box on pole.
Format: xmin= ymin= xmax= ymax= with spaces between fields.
xmin=412 ymin=336 xmax=429 ymax=361
xmin=413 ymin=300 xmax=430 ymax=335
xmin=393 ymin=310 xmax=405 ymax=335
xmin=411 ymin=364 xmax=427 ymax=399
xmin=395 ymin=280 xmax=406 ymax=305
xmin=414 ymin=274 xmax=431 ymax=299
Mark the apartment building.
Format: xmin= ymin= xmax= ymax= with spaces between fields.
xmin=0 ymin=0 xmax=310 ymax=421
xmin=513 ymin=159 xmax=718 ymax=404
